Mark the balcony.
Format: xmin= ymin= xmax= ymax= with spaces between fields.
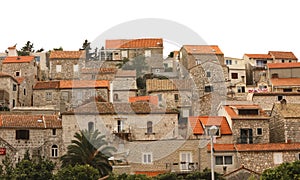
xmin=113 ymin=130 xmax=132 ymax=141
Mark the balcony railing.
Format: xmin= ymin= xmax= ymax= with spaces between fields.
xmin=236 ymin=136 xmax=263 ymax=144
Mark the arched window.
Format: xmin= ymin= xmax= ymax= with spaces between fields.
xmin=113 ymin=94 xmax=119 ymax=101
xmin=147 ymin=121 xmax=153 ymax=134
xmin=51 ymin=145 xmax=58 ymax=157
xmin=88 ymin=122 xmax=94 ymax=132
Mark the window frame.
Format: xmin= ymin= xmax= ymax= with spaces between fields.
xmin=215 ymin=155 xmax=233 ymax=166
xmin=180 ymin=151 xmax=192 ymax=171
xmin=145 ymin=50 xmax=151 ymax=57
xmin=52 ymin=129 xmax=57 ymax=136
xmin=16 ymin=130 xmax=30 ymax=140
xmin=56 ymin=65 xmax=62 ymax=73
xmin=46 ymin=92 xmax=52 ymax=101
xmin=257 ymin=128 xmax=263 ymax=136
xmin=231 ymin=73 xmax=238 ymax=79
xmin=51 ymin=145 xmax=59 ymax=158
xmin=142 ymin=152 xmax=153 ymax=164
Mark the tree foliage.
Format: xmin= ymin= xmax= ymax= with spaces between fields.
xmin=54 ymin=164 xmax=100 ymax=180
xmin=60 ymin=129 xmax=116 ymax=177
xmin=18 ymin=41 xmax=34 ymax=56
xmin=116 ymin=56 xmax=148 ymax=77
xmin=261 ymin=160 xmax=300 ymax=180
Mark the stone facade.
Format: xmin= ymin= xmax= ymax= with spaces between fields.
xmin=0 ymin=74 xmax=18 ymax=109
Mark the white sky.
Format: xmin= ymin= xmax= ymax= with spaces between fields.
xmin=1 ymin=0 xmax=300 ymax=59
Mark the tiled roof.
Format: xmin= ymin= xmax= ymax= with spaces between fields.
xmin=70 ymin=102 xmax=178 ymax=114
xmin=269 ymin=51 xmax=298 ymax=60
xmin=146 ymin=79 xmax=194 ymax=92
xmin=49 ymin=50 xmax=85 ymax=59
xmin=115 ymin=70 xmax=136 ymax=78
xmin=188 ymin=116 xmax=232 ymax=135
xmin=3 ymin=56 xmax=34 ymax=63
xmin=34 ymin=81 xmax=60 ymax=90
xmin=129 ymin=96 xmax=158 ymax=105
xmin=223 ymin=105 xmax=268 ymax=119
xmin=267 ymin=62 xmax=300 ymax=69
xmin=270 ymin=78 xmax=300 ymax=86
xmin=105 ymin=38 xmax=163 ymax=49
xmin=208 ymin=143 xmax=300 ymax=152
xmin=59 ymin=80 xmax=109 ymax=89
xmin=0 ymin=114 xmax=61 ymax=129
xmin=182 ymin=45 xmax=223 ymax=55
xmin=0 ymin=72 xmax=17 ymax=83
xmin=135 ymin=171 xmax=166 ymax=177
xmin=80 ymin=68 xmax=117 ymax=74
xmin=15 ymin=77 xmax=25 ymax=84
xmin=223 ymin=165 xmax=261 ymax=177
xmin=244 ymin=54 xmax=272 ymax=59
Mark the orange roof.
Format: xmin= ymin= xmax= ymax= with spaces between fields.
xmin=223 ymin=105 xmax=268 ymax=119
xmin=0 ymin=114 xmax=61 ymax=129
xmin=208 ymin=143 xmax=300 ymax=152
xmin=270 ymin=78 xmax=300 ymax=86
xmin=267 ymin=62 xmax=300 ymax=69
xmin=182 ymin=45 xmax=223 ymax=55
xmin=34 ymin=81 xmax=60 ymax=90
xmin=188 ymin=116 xmax=232 ymax=135
xmin=15 ymin=77 xmax=25 ymax=84
xmin=135 ymin=171 xmax=166 ymax=177
xmin=129 ymin=96 xmax=158 ymax=105
xmin=244 ymin=54 xmax=272 ymax=59
xmin=269 ymin=51 xmax=298 ymax=60
xmin=105 ymin=38 xmax=163 ymax=49
xmin=3 ymin=56 xmax=34 ymax=63
xmin=59 ymin=80 xmax=109 ymax=89
xmin=49 ymin=50 xmax=85 ymax=59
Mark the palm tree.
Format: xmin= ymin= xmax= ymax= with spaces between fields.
xmin=60 ymin=129 xmax=116 ymax=176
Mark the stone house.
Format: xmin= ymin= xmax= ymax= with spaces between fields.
xmin=270 ymin=101 xmax=300 ymax=143
xmin=111 ymin=70 xmax=137 ymax=103
xmin=80 ymin=67 xmax=116 ymax=80
xmin=128 ymin=96 xmax=158 ymax=106
xmin=2 ymin=55 xmax=37 ymax=106
xmin=0 ymin=114 xmax=62 ymax=165
xmin=49 ymin=50 xmax=85 ymax=80
xmin=218 ymin=104 xmax=270 ymax=144
xmin=179 ymin=45 xmax=228 ymax=116
xmin=0 ymin=72 xmax=18 ymax=109
xmin=30 ymin=52 xmax=48 ymax=81
xmin=33 ymin=80 xmax=110 ymax=112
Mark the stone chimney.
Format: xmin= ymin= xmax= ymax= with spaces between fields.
xmin=8 ymin=45 xmax=17 ymax=56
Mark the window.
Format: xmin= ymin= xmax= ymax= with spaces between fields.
xmin=113 ymin=94 xmax=119 ymax=101
xmin=121 ymin=51 xmax=128 ymax=58
xmin=23 ymin=89 xmax=26 ymax=95
xmin=283 ymin=88 xmax=292 ymax=92
xmin=215 ymin=156 xmax=233 ymax=165
xmin=91 ymin=74 xmax=96 ymax=80
xmin=15 ymin=71 xmax=20 ymax=77
xmin=205 ymin=85 xmax=213 ymax=92
xmin=256 ymin=60 xmax=267 ymax=67
xmin=52 ymin=129 xmax=57 ymax=136
xmin=238 ymin=109 xmax=259 ymax=115
xmin=13 ymin=84 xmax=17 ymax=91
xmin=273 ymin=152 xmax=283 ymax=164
xmin=142 ymin=153 xmax=152 ymax=164
xmin=281 ymin=60 xmax=285 ymax=63
xmin=56 ymin=65 xmax=62 ymax=72
xmin=73 ymin=64 xmax=79 ymax=72
xmin=61 ymin=91 xmax=69 ymax=101
xmin=51 ymin=145 xmax=58 ymax=157
xmin=147 ymin=121 xmax=153 ymax=134
xmin=231 ymin=73 xmax=238 ymax=79
xmin=257 ymin=128 xmax=262 ymax=136
xmin=206 ymin=71 xmax=211 ymax=77
xmin=237 ymin=86 xmax=245 ymax=93
xmin=196 ymin=59 xmax=201 ymax=65
xmin=182 ymin=109 xmax=190 ymax=118
xmin=46 ymin=92 xmax=52 ymax=101
xmin=145 ymin=50 xmax=151 ymax=57
xmin=158 ymin=94 xmax=162 ymax=101
xmin=35 ymin=56 xmax=40 ymax=63
xmin=13 ymin=99 xmax=15 ymax=107
xmin=272 ymin=73 xmax=279 ymax=78
xmin=117 ymin=119 xmax=125 ymax=132
xmin=278 ymin=96 xmax=283 ymax=101
xmin=180 ymin=152 xmax=192 ymax=171
xmin=16 ymin=130 xmax=29 ymax=140
xmin=88 ymin=122 xmax=94 ymax=132
xmin=240 ymin=129 xmax=253 ymax=144
xmin=226 ymin=59 xmax=232 ymax=65
xmin=174 ymin=94 xmax=179 ymax=101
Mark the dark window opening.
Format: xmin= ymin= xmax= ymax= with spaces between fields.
xmin=240 ymin=129 xmax=253 ymax=144
xmin=278 ymin=96 xmax=283 ymax=101
xmin=13 ymin=84 xmax=17 ymax=91
xmin=88 ymin=122 xmax=94 ymax=132
xmin=206 ymin=71 xmax=211 ymax=77
xmin=272 ymin=73 xmax=279 ymax=78
xmin=174 ymin=94 xmax=179 ymax=101
xmin=16 ymin=71 xmax=20 ymax=77
xmin=52 ymin=129 xmax=56 ymax=136
xmin=205 ymin=86 xmax=213 ymax=92
xmin=238 ymin=109 xmax=259 ymax=115
xmin=16 ymin=130 xmax=29 ymax=140
xmin=147 ymin=121 xmax=153 ymax=134
xmin=257 ymin=128 xmax=262 ymax=136
xmin=283 ymin=88 xmax=292 ymax=92
xmin=231 ymin=73 xmax=238 ymax=79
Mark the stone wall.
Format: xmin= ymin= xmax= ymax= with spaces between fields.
xmin=0 ymin=76 xmax=18 ymax=109
xmin=49 ymin=59 xmax=85 ymax=80
xmin=33 ymin=89 xmax=61 ymax=107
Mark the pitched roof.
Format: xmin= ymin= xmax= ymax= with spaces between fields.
xmin=244 ymin=54 xmax=272 ymax=59
xmin=105 ymin=38 xmax=163 ymax=49
xmin=49 ymin=50 xmax=85 ymax=59
xmin=267 ymin=62 xmax=300 ymax=69
xmin=34 ymin=81 xmax=60 ymax=90
xmin=0 ymin=72 xmax=18 ymax=83
xmin=68 ymin=102 xmax=178 ymax=114
xmin=270 ymin=78 xmax=300 ymax=86
xmin=208 ymin=143 xmax=300 ymax=152
xmin=15 ymin=77 xmax=25 ymax=84
xmin=223 ymin=165 xmax=261 ymax=177
xmin=223 ymin=105 xmax=269 ymax=119
xmin=182 ymin=45 xmax=223 ymax=55
xmin=269 ymin=51 xmax=298 ymax=60
xmin=188 ymin=116 xmax=232 ymax=135
xmin=129 ymin=96 xmax=159 ymax=106
xmin=80 ymin=68 xmax=117 ymax=74
xmin=135 ymin=171 xmax=166 ymax=177
xmin=146 ymin=79 xmax=194 ymax=92
xmin=2 ymin=56 xmax=34 ymax=63
xmin=0 ymin=114 xmax=61 ymax=129
xmin=59 ymin=80 xmax=109 ymax=89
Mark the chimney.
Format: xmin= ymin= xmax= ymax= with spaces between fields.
xmin=8 ymin=45 xmax=17 ymax=56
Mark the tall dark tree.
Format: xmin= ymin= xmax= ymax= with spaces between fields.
xmin=80 ymin=39 xmax=92 ymax=60
xmin=60 ymin=129 xmax=116 ymax=177
xmin=18 ymin=41 xmax=34 ymax=56
xmin=116 ymin=55 xmax=148 ymax=78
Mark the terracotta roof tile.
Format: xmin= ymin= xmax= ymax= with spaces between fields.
xmin=49 ymin=50 xmax=85 ymax=59
xmin=269 ymin=51 xmax=298 ymax=60
xmin=223 ymin=105 xmax=268 ymax=119
xmin=15 ymin=77 xmax=25 ymax=84
xmin=236 ymin=143 xmax=300 ymax=151
xmin=188 ymin=116 xmax=204 ymax=135
xmin=267 ymin=62 xmax=300 ymax=69
xmin=0 ymin=114 xmax=61 ymax=129
xmin=135 ymin=171 xmax=166 ymax=177
xmin=244 ymin=54 xmax=272 ymax=59
xmin=182 ymin=45 xmax=223 ymax=55
xmin=80 ymin=68 xmax=117 ymax=74
xmin=70 ymin=102 xmax=178 ymax=114
xmin=129 ymin=96 xmax=158 ymax=105
xmin=270 ymin=78 xmax=300 ymax=86
xmin=105 ymin=38 xmax=163 ymax=49
xmin=146 ymin=79 xmax=194 ymax=92
xmin=59 ymin=80 xmax=109 ymax=89
xmin=34 ymin=81 xmax=60 ymax=90
xmin=3 ymin=56 xmax=34 ymax=63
